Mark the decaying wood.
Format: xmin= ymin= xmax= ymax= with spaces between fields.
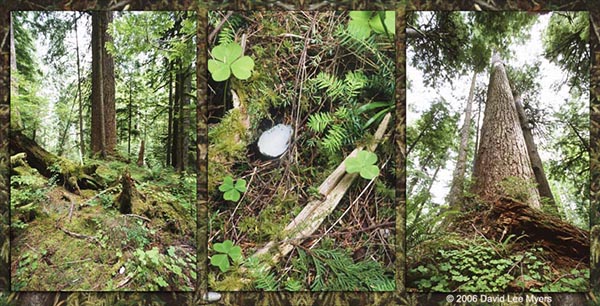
xmin=116 ymin=170 xmax=135 ymax=214
xmin=253 ymin=113 xmax=392 ymax=264
xmin=56 ymin=223 xmax=100 ymax=245
xmin=123 ymin=213 xmax=151 ymax=223
xmin=485 ymin=198 xmax=589 ymax=261
xmin=10 ymin=130 xmax=100 ymax=193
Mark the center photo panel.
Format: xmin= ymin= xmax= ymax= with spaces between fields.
xmin=207 ymin=11 xmax=396 ymax=291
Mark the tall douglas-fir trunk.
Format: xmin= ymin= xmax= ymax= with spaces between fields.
xmin=91 ymin=11 xmax=116 ymax=157
xmin=447 ymin=71 xmax=476 ymax=210
xmin=472 ymin=52 xmax=541 ymax=209
xmin=514 ymin=93 xmax=558 ymax=215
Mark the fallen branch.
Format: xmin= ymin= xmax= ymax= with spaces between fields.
xmin=123 ymin=214 xmax=151 ymax=223
xmin=253 ymin=113 xmax=392 ymax=265
xmin=80 ymin=186 xmax=119 ymax=207
xmin=56 ymin=223 xmax=100 ymax=245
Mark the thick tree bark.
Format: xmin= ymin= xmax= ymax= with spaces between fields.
xmin=447 ymin=71 xmax=476 ymax=210
xmin=91 ymin=11 xmax=116 ymax=157
xmin=514 ymin=94 xmax=558 ymax=215
xmin=472 ymin=53 xmax=540 ymax=209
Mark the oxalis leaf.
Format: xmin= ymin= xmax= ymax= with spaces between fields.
xmin=219 ymin=176 xmax=247 ymax=202
xmin=345 ymin=150 xmax=380 ymax=180
xmin=210 ymin=254 xmax=230 ymax=272
xmin=208 ymin=42 xmax=255 ymax=81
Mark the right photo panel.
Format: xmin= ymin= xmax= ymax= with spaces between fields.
xmin=407 ymin=11 xmax=590 ymax=293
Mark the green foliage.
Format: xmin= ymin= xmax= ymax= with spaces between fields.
xmin=126 ymin=246 xmax=195 ymax=290
xmin=347 ymin=11 xmax=395 ymax=39
xmin=498 ymin=176 xmax=538 ymax=203
xmin=307 ymin=112 xmax=334 ymax=133
xmin=296 ymin=248 xmax=393 ymax=291
xmin=409 ymin=238 xmax=588 ymax=292
xmin=219 ymin=176 xmax=247 ymax=202
xmin=543 ymin=12 xmax=589 ymax=92
xmin=345 ymin=150 xmax=380 ymax=180
xmin=208 ymin=42 xmax=255 ymax=81
xmin=357 ymin=100 xmax=393 ymax=129
xmin=307 ymin=72 xmax=368 ymax=155
xmin=409 ymin=11 xmax=536 ymax=84
xmin=211 ymin=240 xmax=243 ymax=272
xmin=547 ymin=96 xmax=589 ymax=227
xmin=209 ymin=12 xmax=245 ymax=45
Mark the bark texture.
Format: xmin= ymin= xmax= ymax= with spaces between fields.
xmin=447 ymin=71 xmax=476 ymax=210
xmin=514 ymin=94 xmax=558 ymax=215
xmin=91 ymin=11 xmax=116 ymax=156
xmin=117 ymin=170 xmax=134 ymax=214
xmin=472 ymin=55 xmax=541 ymax=208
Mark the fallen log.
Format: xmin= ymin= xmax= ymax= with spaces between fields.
xmin=10 ymin=130 xmax=101 ymax=193
xmin=484 ymin=197 xmax=589 ymax=261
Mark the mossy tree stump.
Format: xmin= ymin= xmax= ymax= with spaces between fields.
xmin=116 ymin=170 xmax=135 ymax=214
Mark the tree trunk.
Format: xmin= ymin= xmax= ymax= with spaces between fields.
xmin=10 ymin=130 xmax=100 ymax=192
xmin=472 ymin=90 xmax=482 ymax=174
xmin=117 ymin=170 xmax=134 ymax=214
xmin=447 ymin=71 xmax=476 ymax=210
xmin=181 ymin=65 xmax=191 ymax=170
xmin=171 ymin=62 xmax=181 ymax=170
xmin=514 ymin=94 xmax=558 ymax=215
xmin=472 ymin=52 xmax=540 ymax=209
xmin=166 ymin=61 xmax=173 ymax=167
xmin=74 ymin=12 xmax=85 ymax=162
xmin=10 ymin=16 xmax=23 ymax=130
xmin=137 ymin=140 xmax=145 ymax=167
xmin=128 ymin=75 xmax=133 ymax=159
xmin=91 ymin=11 xmax=116 ymax=157
xmin=484 ymin=198 xmax=588 ymax=261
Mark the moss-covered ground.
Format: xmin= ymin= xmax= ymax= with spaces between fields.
xmin=10 ymin=161 xmax=196 ymax=291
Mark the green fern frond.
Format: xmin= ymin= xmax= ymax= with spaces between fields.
xmin=217 ymin=14 xmax=244 ymax=45
xmin=344 ymin=70 xmax=368 ymax=98
xmin=308 ymin=112 xmax=334 ymax=133
xmin=322 ymin=124 xmax=346 ymax=153
xmin=313 ymin=72 xmax=345 ymax=101
xmin=297 ymin=247 xmax=392 ymax=291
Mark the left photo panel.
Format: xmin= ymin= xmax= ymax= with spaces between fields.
xmin=10 ymin=11 xmax=197 ymax=291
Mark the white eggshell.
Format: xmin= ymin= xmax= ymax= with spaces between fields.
xmin=257 ymin=124 xmax=293 ymax=158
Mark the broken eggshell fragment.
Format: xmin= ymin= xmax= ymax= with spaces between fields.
xmin=257 ymin=124 xmax=293 ymax=158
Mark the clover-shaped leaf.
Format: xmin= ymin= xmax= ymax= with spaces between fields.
xmin=348 ymin=11 xmax=373 ymax=40
xmin=211 ymin=240 xmax=244 ymax=272
xmin=208 ymin=42 xmax=255 ymax=81
xmin=344 ymin=150 xmax=380 ymax=180
xmin=369 ymin=11 xmax=395 ymax=36
xmin=219 ymin=176 xmax=247 ymax=202
xmin=348 ymin=11 xmax=395 ymax=40
xmin=210 ymin=253 xmax=230 ymax=272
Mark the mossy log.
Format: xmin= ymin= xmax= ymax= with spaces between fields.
xmin=10 ymin=130 xmax=100 ymax=193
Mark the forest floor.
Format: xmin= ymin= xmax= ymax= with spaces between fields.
xmin=408 ymin=198 xmax=589 ymax=293
xmin=10 ymin=160 xmax=196 ymax=291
